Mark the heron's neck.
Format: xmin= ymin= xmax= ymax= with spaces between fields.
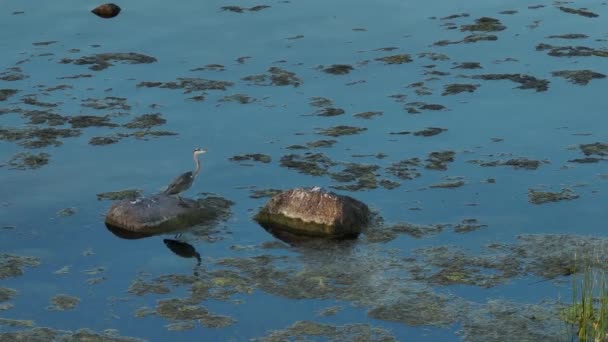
xmin=193 ymin=153 xmax=201 ymax=177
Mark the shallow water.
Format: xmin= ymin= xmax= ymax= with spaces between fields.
xmin=1 ymin=0 xmax=608 ymax=340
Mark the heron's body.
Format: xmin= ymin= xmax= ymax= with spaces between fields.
xmin=163 ymin=148 xmax=207 ymax=199
xmin=164 ymin=171 xmax=194 ymax=195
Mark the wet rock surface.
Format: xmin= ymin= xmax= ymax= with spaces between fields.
xmin=105 ymin=194 xmax=233 ymax=236
xmin=255 ymin=187 xmax=370 ymax=238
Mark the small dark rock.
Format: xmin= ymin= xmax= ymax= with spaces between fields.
xmin=91 ymin=3 xmax=121 ymax=18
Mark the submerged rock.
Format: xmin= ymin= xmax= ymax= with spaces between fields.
xmin=91 ymin=3 xmax=121 ymax=18
xmin=105 ymin=194 xmax=232 ymax=237
xmin=255 ymin=187 xmax=370 ymax=239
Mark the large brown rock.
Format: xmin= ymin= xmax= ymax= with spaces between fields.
xmin=105 ymin=194 xmax=232 ymax=238
xmin=254 ymin=187 xmax=370 ymax=239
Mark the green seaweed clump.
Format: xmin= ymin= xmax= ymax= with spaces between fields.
xmin=322 ymin=64 xmax=354 ymax=75
xmin=279 ymin=153 xmax=336 ymax=176
xmin=385 ymin=158 xmax=421 ymax=180
xmin=414 ymin=127 xmax=447 ymax=137
xmin=472 ymin=73 xmax=549 ymax=92
xmin=7 ymin=152 xmax=50 ymax=170
xmin=460 ymin=17 xmax=506 ymax=32
xmin=317 ymin=125 xmax=367 ymax=137
xmin=330 ymin=163 xmax=380 ymax=191
xmin=242 ymin=67 xmax=302 ymax=87
xmin=124 ymin=113 xmax=166 ymax=129
xmin=528 ymin=188 xmax=579 ymax=204
xmin=580 ymin=142 xmax=608 ymax=156
xmin=442 ymin=83 xmax=479 ymax=95
xmin=0 ymin=127 xmax=81 ymax=148
xmin=219 ymin=94 xmax=255 ymax=104
xmin=0 ymin=89 xmax=19 ymax=101
xmin=96 ymin=189 xmax=142 ymax=201
xmin=0 ymin=327 xmax=145 ymax=341
xmin=60 ymin=52 xmax=157 ymax=71
xmin=315 ymin=107 xmax=345 ymax=117
xmin=354 ymin=111 xmax=382 ymax=119
xmin=375 ymin=54 xmax=412 ymax=64
xmin=229 ymin=153 xmax=272 ymax=163
xmin=0 ymin=287 xmax=17 ymax=302
xmin=155 ymin=298 xmax=235 ymax=328
xmin=69 ymin=115 xmax=118 ymax=128
xmin=558 ymin=6 xmax=598 ymax=18
xmin=249 ymin=189 xmax=282 ymax=199
xmin=0 ymin=254 xmax=41 ymax=280
xmin=426 ymin=151 xmax=455 ymax=170
xmin=48 ymin=294 xmax=80 ymax=311
xmin=256 ymin=321 xmax=396 ymax=342
xmin=552 ymin=70 xmax=606 ymax=85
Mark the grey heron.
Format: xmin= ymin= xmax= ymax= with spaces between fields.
xmin=164 ymin=148 xmax=207 ymax=201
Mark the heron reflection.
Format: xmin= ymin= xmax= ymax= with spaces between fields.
xmin=163 ymin=238 xmax=202 ymax=266
xmin=164 ymin=148 xmax=207 ymax=202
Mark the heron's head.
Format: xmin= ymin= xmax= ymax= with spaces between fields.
xmin=194 ymin=148 xmax=207 ymax=155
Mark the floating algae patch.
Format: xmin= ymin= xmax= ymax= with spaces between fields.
xmin=0 ymin=254 xmax=40 ymax=279
xmin=430 ymin=180 xmax=465 ymax=189
xmin=314 ymin=107 xmax=345 ymax=117
xmin=546 ymin=33 xmax=588 ymax=39
xmin=579 ymin=142 xmax=608 ymax=156
xmin=472 ymin=73 xmax=549 ymax=91
xmin=558 ymin=6 xmax=598 ymax=18
xmin=468 ymin=157 xmax=543 ymax=170
xmin=81 ymin=96 xmax=131 ymax=111
xmin=0 ymin=127 xmax=81 ymax=148
xmin=242 ymin=67 xmax=302 ymax=87
xmin=536 ymin=43 xmax=608 ymax=57
xmin=22 ymin=96 xmax=58 ymax=108
xmin=48 ymin=294 xmax=80 ymax=311
xmin=0 ymin=89 xmax=19 ymax=101
xmin=414 ymin=127 xmax=447 ymax=137
xmin=368 ymin=291 xmax=458 ymax=327
xmin=138 ymin=78 xmax=233 ymax=93
xmin=96 ymin=189 xmax=142 ymax=201
xmin=322 ymin=64 xmax=354 ymax=75
xmin=155 ymin=298 xmax=235 ymax=328
xmin=330 ymin=163 xmax=380 ymax=191
xmin=460 ymin=17 xmax=506 ymax=32
xmin=254 ymin=321 xmax=396 ymax=342
xmin=7 ymin=152 xmax=50 ymax=170
xmin=528 ymin=188 xmax=579 ymax=204
xmin=60 ymin=52 xmax=157 ymax=71
xmin=22 ymin=110 xmax=67 ymax=126
xmin=165 ymin=321 xmax=195 ymax=331
xmin=552 ymin=70 xmax=606 ymax=85
xmin=279 ymin=153 xmax=336 ymax=176
xmin=459 ymin=300 xmax=562 ymax=342
xmin=442 ymin=83 xmax=478 ymax=95
xmin=317 ymin=306 xmax=342 ymax=317
xmin=0 ymin=67 xmax=28 ymax=81
xmin=229 ymin=153 xmax=271 ymax=164
xmin=434 ymin=34 xmax=497 ymax=46
xmin=249 ymin=188 xmax=282 ymax=199
xmin=306 ymin=139 xmax=337 ymax=148
xmin=0 ymin=327 xmax=145 ymax=341
xmin=89 ymin=135 xmax=121 ymax=146
xmin=128 ymin=279 xmax=170 ymax=296
xmin=69 ymin=115 xmax=118 ymax=128
xmin=405 ymin=102 xmax=446 ymax=113
xmin=317 ymin=125 xmax=366 ymax=137
xmin=418 ymin=52 xmax=450 ymax=61
xmin=219 ymin=94 xmax=255 ymax=104
xmin=426 ymin=151 xmax=455 ymax=170
xmin=386 ymin=158 xmax=421 ymax=180
xmin=309 ymin=96 xmax=333 ymax=107
xmin=453 ymin=219 xmax=487 ymax=233
xmin=452 ymin=62 xmax=482 ymax=69
xmin=221 ymin=5 xmax=270 ymax=13
xmin=375 ymin=54 xmax=412 ymax=64
xmin=57 ymin=207 xmax=76 ymax=217
xmin=0 ymin=318 xmax=34 ymax=327
xmin=0 ymin=288 xmax=17 ymax=303
xmin=123 ymin=113 xmax=166 ymax=129
xmin=354 ymin=111 xmax=382 ymax=119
